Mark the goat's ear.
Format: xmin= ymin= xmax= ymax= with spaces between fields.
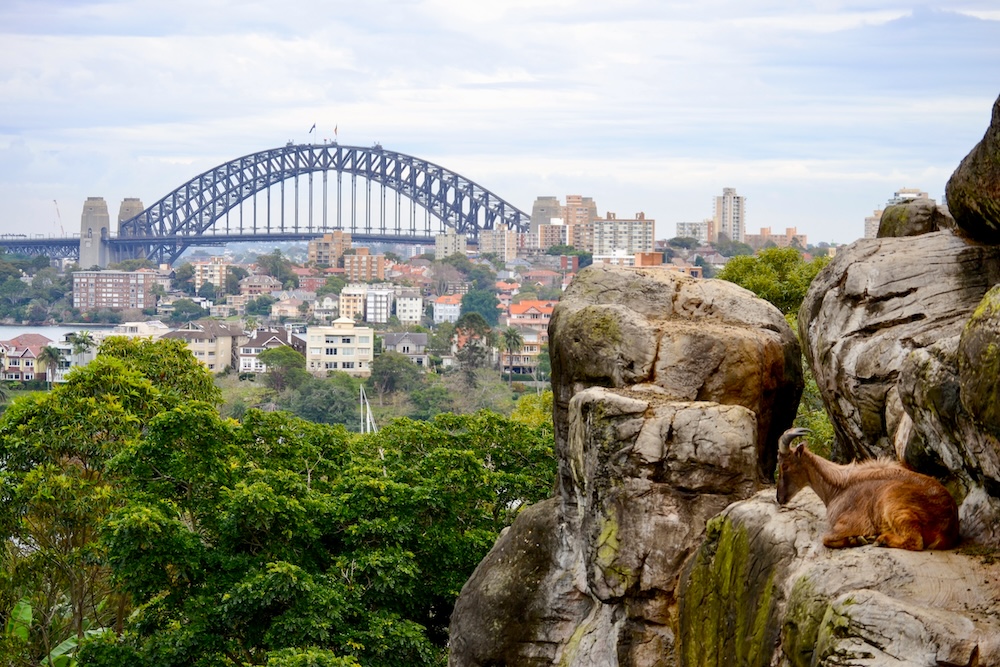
xmin=793 ymin=443 xmax=805 ymax=455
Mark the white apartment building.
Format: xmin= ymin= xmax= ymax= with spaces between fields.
xmin=714 ymin=187 xmax=745 ymax=243
xmin=591 ymin=213 xmax=655 ymax=256
xmin=305 ymin=319 xmax=374 ymax=378
xmin=675 ymin=220 xmax=711 ymax=244
xmin=365 ymin=287 xmax=395 ymax=324
xmin=433 ymin=294 xmax=463 ymax=324
xmin=395 ymin=291 xmax=424 ymax=325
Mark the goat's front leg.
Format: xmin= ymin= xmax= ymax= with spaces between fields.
xmin=823 ymin=514 xmax=878 ymax=549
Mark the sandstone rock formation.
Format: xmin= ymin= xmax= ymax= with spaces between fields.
xmin=680 ymin=490 xmax=1000 ymax=666
xmin=449 ymin=267 xmax=802 ymax=666
xmin=876 ymin=197 xmax=955 ymax=237
xmin=946 ymin=92 xmax=1000 ymax=242
xmin=549 ymin=265 xmax=803 ymax=479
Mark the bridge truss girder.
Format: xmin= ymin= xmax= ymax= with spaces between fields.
xmin=118 ymin=143 xmax=530 ymax=264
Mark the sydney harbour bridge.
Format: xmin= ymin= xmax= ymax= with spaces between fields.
xmin=0 ymin=143 xmax=531 ymax=266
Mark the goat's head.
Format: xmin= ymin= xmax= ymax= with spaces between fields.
xmin=776 ymin=427 xmax=811 ymax=505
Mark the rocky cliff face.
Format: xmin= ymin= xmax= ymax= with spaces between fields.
xmin=449 ymin=267 xmax=802 ymax=666
xmin=449 ymin=93 xmax=1000 ymax=667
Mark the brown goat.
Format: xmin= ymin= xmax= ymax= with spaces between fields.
xmin=775 ymin=428 xmax=959 ymax=550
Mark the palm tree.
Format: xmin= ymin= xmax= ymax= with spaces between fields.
xmin=36 ymin=345 xmax=66 ymax=390
xmin=67 ymin=330 xmax=95 ymax=358
xmin=500 ymin=327 xmax=524 ymax=387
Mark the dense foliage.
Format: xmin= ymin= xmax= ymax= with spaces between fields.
xmin=716 ymin=247 xmax=830 ymax=315
xmin=0 ymin=339 xmax=556 ymax=667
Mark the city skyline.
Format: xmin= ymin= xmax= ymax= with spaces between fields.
xmin=2 ymin=1 xmax=998 ymax=246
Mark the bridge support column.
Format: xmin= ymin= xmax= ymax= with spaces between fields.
xmin=79 ymin=197 xmax=111 ymax=268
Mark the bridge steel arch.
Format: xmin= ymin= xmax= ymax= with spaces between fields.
xmin=117 ymin=143 xmax=531 ymax=264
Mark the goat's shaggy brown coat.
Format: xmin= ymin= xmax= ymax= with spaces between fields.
xmin=776 ymin=429 xmax=960 ymax=551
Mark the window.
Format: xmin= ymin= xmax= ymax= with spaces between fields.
xmin=325 ymin=348 xmax=337 ymax=355
xmin=341 ymin=337 xmax=353 ymax=344
xmin=342 ymin=362 xmax=355 ymax=369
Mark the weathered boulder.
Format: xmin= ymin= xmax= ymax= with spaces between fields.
xmin=877 ymin=198 xmax=955 ymax=237
xmin=550 ymin=265 xmax=803 ymax=480
xmin=798 ymin=230 xmax=1000 ymax=462
xmin=946 ymin=92 xmax=1000 ymax=242
xmin=678 ymin=490 xmax=1000 ymax=667
xmin=959 ymin=285 xmax=1000 ymax=436
xmin=449 ymin=386 xmax=764 ymax=667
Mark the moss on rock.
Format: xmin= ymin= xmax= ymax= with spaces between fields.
xmin=677 ymin=513 xmax=783 ymax=667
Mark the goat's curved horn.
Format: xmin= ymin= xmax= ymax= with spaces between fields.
xmin=778 ymin=427 xmax=811 ymax=454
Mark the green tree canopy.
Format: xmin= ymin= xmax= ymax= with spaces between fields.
xmin=716 ymin=246 xmax=830 ymax=315
xmin=460 ymin=290 xmax=500 ymax=327
xmin=257 ymin=345 xmax=310 ymax=393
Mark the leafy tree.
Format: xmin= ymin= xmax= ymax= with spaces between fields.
xmin=197 ymin=281 xmax=216 ymax=301
xmin=408 ymin=376 xmax=454 ymax=421
xmin=247 ymin=294 xmax=279 ymax=317
xmin=510 ymin=390 xmax=554 ymax=430
xmin=74 ymin=408 xmax=554 ymax=667
xmin=287 ymin=375 xmax=361 ymax=429
xmin=257 ymin=250 xmax=299 ymax=288
xmin=426 ymin=322 xmax=455 ymax=357
xmin=173 ymin=262 xmax=196 ymax=295
xmin=168 ymin=298 xmax=208 ymax=323
xmin=257 ymin=345 xmax=310 ymax=393
xmin=108 ymin=259 xmax=156 ymax=271
xmin=225 ymin=265 xmax=250 ymax=295
xmin=0 ymin=338 xmax=218 ymax=666
xmin=367 ymin=352 xmax=422 ymax=405
xmin=713 ymin=237 xmax=754 ymax=258
xmin=460 ymin=290 xmax=500 ymax=327
xmin=716 ymin=247 xmax=830 ymax=315
xmin=668 ymin=236 xmax=701 ymax=249
xmin=317 ymin=275 xmax=347 ymax=298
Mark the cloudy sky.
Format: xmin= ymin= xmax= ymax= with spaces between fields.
xmin=1 ymin=0 xmax=998 ymax=246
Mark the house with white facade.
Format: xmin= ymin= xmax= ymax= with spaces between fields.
xmin=304 ymin=318 xmax=374 ymax=378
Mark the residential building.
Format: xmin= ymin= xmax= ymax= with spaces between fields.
xmin=433 ymin=293 xmax=463 ymax=324
xmin=313 ymin=294 xmax=340 ymax=321
xmin=192 ymin=256 xmax=233 ymax=295
xmin=72 ymin=270 xmax=158 ymax=311
xmin=714 ymin=187 xmax=745 ymax=243
xmin=499 ymin=327 xmax=544 ymax=377
xmin=395 ymin=290 xmax=424 ymax=325
xmin=305 ymin=319 xmax=374 ymax=377
xmin=592 ymin=212 xmax=655 ymax=256
xmin=343 ymin=248 xmax=385 ymax=282
xmin=270 ymin=298 xmax=308 ymax=319
xmin=0 ymin=333 xmax=52 ymax=382
xmin=307 ymin=231 xmax=352 ymax=266
xmin=505 ymin=300 xmax=557 ymax=341
xmin=237 ymin=329 xmax=306 ymax=373
xmin=95 ymin=320 xmax=172 ymax=341
xmin=530 ymin=196 xmax=563 ymax=241
xmin=478 ymin=225 xmax=521 ymax=262
xmin=564 ymin=195 xmax=598 ymax=251
xmin=865 ymin=209 xmax=883 ymax=239
xmin=675 ymin=220 xmax=712 ymax=244
xmin=162 ymin=320 xmax=246 ymax=373
xmin=435 ymin=231 xmax=467 ymax=260
xmin=537 ymin=221 xmax=568 ymax=251
xmin=365 ymin=287 xmax=395 ymax=324
xmin=887 ymin=187 xmax=931 ymax=206
xmin=240 ymin=274 xmax=283 ymax=296
xmin=744 ymin=227 xmax=808 ymax=250
xmin=381 ymin=332 xmax=430 ymax=368
xmin=339 ymin=284 xmax=368 ymax=321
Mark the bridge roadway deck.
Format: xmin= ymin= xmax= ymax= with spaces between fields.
xmin=0 ymin=230 xmax=437 ymax=259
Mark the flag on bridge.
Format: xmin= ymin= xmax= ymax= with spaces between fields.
xmin=334 ymin=125 xmax=338 ymax=138
xmin=309 ymin=123 xmax=316 ymax=133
